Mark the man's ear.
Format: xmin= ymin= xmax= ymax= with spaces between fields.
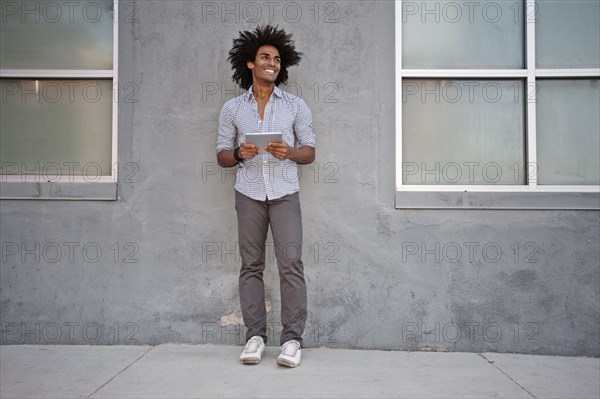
xmin=247 ymin=60 xmax=254 ymax=69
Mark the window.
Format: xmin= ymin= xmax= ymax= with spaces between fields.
xmin=395 ymin=0 xmax=600 ymax=209
xmin=0 ymin=0 xmax=118 ymax=199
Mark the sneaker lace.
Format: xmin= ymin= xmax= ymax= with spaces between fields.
xmin=245 ymin=336 xmax=263 ymax=353
xmin=281 ymin=340 xmax=300 ymax=356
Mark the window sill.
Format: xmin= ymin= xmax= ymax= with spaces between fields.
xmin=0 ymin=182 xmax=117 ymax=201
xmin=395 ymin=190 xmax=600 ymax=209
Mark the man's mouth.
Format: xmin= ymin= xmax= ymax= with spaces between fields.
xmin=265 ymin=69 xmax=276 ymax=75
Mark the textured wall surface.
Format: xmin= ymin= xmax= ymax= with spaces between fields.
xmin=1 ymin=1 xmax=599 ymax=356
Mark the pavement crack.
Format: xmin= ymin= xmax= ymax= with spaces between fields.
xmin=85 ymin=345 xmax=156 ymax=399
xmin=478 ymin=353 xmax=537 ymax=399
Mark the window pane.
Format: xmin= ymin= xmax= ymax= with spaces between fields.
xmin=536 ymin=0 xmax=600 ymax=68
xmin=402 ymin=0 xmax=523 ymax=68
xmin=537 ymin=80 xmax=600 ymax=185
xmin=0 ymin=1 xmax=113 ymax=69
xmin=402 ymin=80 xmax=525 ymax=185
xmin=0 ymin=79 xmax=113 ymax=177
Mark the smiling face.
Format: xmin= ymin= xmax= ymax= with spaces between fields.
xmin=247 ymin=45 xmax=281 ymax=86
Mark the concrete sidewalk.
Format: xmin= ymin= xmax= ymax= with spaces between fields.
xmin=1 ymin=344 xmax=598 ymax=399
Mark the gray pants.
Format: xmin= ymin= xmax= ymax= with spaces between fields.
xmin=235 ymin=190 xmax=307 ymax=346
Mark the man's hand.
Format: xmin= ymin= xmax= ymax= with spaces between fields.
xmin=217 ymin=143 xmax=259 ymax=167
xmin=265 ymin=142 xmax=315 ymax=164
xmin=239 ymin=143 xmax=259 ymax=159
xmin=264 ymin=141 xmax=289 ymax=160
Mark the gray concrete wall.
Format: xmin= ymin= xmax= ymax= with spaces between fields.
xmin=1 ymin=1 xmax=598 ymax=356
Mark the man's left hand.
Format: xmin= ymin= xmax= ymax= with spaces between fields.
xmin=265 ymin=141 xmax=291 ymax=160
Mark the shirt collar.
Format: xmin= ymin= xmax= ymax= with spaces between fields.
xmin=245 ymin=85 xmax=283 ymax=101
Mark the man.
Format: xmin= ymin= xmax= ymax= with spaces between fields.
xmin=216 ymin=25 xmax=315 ymax=368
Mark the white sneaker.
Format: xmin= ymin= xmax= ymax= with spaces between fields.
xmin=240 ymin=335 xmax=265 ymax=364
xmin=277 ymin=340 xmax=301 ymax=367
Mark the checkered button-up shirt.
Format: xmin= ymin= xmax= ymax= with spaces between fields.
xmin=216 ymin=85 xmax=316 ymax=201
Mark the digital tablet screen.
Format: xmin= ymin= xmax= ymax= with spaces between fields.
xmin=244 ymin=132 xmax=283 ymax=153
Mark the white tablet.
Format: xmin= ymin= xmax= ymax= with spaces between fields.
xmin=244 ymin=132 xmax=283 ymax=153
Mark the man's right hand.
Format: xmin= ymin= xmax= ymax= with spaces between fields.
xmin=239 ymin=143 xmax=259 ymax=160
xmin=217 ymin=144 xmax=259 ymax=167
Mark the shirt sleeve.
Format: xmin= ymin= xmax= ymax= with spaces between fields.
xmin=216 ymin=100 xmax=237 ymax=153
xmin=293 ymin=98 xmax=316 ymax=148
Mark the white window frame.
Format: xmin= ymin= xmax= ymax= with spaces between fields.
xmin=395 ymin=0 xmax=600 ymax=209
xmin=0 ymin=0 xmax=119 ymax=200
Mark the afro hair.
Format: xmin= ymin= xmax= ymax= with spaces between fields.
xmin=228 ymin=25 xmax=302 ymax=90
